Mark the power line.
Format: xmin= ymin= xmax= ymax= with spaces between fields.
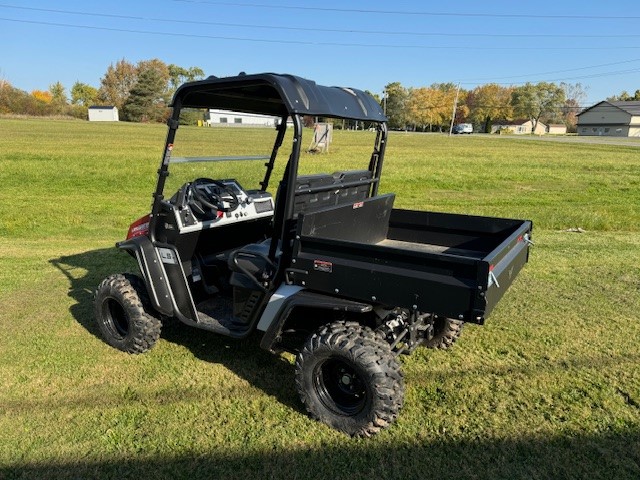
xmin=3 ymin=17 xmax=640 ymax=51
xmin=173 ymin=0 xmax=640 ymax=20
xmin=1 ymin=4 xmax=640 ymax=39
xmin=459 ymin=67 xmax=640 ymax=86
xmin=2 ymin=7 xmax=640 ymax=91
xmin=3 ymin=3 xmax=638 ymax=87
xmin=456 ymin=58 xmax=640 ymax=82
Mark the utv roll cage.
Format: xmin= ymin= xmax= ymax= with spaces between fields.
xmin=152 ymin=73 xmax=388 ymax=268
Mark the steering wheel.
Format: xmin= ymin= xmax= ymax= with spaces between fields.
xmin=189 ymin=178 xmax=240 ymax=216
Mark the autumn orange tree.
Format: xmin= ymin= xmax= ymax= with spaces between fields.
xmin=466 ymin=83 xmax=514 ymax=133
xmin=406 ymin=84 xmax=468 ymax=132
xmin=31 ymin=89 xmax=52 ymax=104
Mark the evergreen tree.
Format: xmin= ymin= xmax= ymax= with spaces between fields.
xmin=122 ymin=67 xmax=168 ymax=122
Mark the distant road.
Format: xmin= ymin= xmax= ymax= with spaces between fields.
xmin=393 ymin=131 xmax=640 ymax=147
xmin=478 ymin=133 xmax=640 ymax=148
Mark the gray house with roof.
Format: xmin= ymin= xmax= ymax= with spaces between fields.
xmin=576 ymin=101 xmax=640 ymax=137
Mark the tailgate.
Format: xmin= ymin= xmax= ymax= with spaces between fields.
xmin=480 ymin=220 xmax=533 ymax=319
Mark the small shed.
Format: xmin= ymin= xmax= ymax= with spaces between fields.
xmin=547 ymin=124 xmax=567 ymax=135
xmin=88 ymin=106 xmax=119 ymax=122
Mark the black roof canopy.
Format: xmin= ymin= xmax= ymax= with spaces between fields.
xmin=171 ymin=72 xmax=386 ymax=122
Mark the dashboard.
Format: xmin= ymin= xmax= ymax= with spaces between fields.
xmin=171 ymin=179 xmax=274 ymax=233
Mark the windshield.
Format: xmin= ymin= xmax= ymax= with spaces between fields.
xmin=166 ymin=124 xmax=281 ymax=196
xmin=164 ymin=120 xmax=381 ymax=198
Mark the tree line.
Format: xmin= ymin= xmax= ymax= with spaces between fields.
xmin=378 ymin=81 xmax=591 ymax=133
xmin=607 ymin=89 xmax=640 ymax=102
xmin=0 ymin=60 xmax=637 ymax=131
xmin=0 ymin=58 xmax=205 ymax=122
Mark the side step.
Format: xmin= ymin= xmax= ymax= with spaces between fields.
xmin=195 ymin=296 xmax=251 ymax=337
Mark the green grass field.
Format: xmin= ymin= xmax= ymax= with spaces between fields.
xmin=0 ymin=118 xmax=639 ymax=479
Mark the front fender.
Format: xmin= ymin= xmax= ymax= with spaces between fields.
xmin=117 ymin=237 xmax=174 ymax=316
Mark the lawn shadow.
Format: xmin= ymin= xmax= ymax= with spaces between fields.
xmin=50 ymin=247 xmax=130 ymax=340
xmin=3 ymin=426 xmax=639 ymax=480
xmin=49 ymin=248 xmax=301 ymax=413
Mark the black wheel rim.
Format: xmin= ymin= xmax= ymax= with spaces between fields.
xmin=102 ymin=298 xmax=129 ymax=339
xmin=314 ymin=358 xmax=368 ymax=416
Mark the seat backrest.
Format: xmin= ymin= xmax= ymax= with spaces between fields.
xmin=293 ymin=170 xmax=372 ymax=216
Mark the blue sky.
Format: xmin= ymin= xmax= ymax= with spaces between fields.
xmin=1 ymin=1 xmax=640 ymax=105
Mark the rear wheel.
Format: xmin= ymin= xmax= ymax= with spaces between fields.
xmin=423 ymin=316 xmax=463 ymax=349
xmin=94 ymin=273 xmax=162 ymax=354
xmin=295 ymin=321 xmax=404 ymax=436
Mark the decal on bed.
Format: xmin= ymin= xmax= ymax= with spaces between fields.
xmin=313 ymin=260 xmax=333 ymax=273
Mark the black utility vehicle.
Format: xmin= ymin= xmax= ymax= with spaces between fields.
xmin=94 ymin=73 xmax=532 ymax=436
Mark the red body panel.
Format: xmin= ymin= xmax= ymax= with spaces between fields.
xmin=126 ymin=214 xmax=151 ymax=240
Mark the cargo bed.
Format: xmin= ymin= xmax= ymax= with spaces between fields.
xmin=289 ymin=194 xmax=532 ymax=324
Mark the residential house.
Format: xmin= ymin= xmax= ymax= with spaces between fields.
xmin=491 ymin=119 xmax=547 ymax=135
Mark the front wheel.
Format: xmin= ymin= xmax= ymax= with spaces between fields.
xmin=94 ymin=273 xmax=162 ymax=354
xmin=295 ymin=321 xmax=404 ymax=436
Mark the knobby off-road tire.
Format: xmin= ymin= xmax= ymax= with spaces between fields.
xmin=94 ymin=273 xmax=162 ymax=354
xmin=423 ymin=316 xmax=463 ymax=349
xmin=295 ymin=321 xmax=404 ymax=437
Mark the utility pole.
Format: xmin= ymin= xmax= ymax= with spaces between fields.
xmin=448 ymin=83 xmax=461 ymax=136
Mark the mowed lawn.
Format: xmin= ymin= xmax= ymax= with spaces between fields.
xmin=0 ymin=118 xmax=639 ymax=479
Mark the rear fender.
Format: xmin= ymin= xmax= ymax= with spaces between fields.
xmin=258 ymin=287 xmax=373 ymax=352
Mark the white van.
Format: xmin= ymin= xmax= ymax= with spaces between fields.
xmin=453 ymin=123 xmax=473 ymax=134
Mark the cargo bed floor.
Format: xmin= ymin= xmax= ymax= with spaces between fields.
xmin=377 ymin=239 xmax=485 ymax=259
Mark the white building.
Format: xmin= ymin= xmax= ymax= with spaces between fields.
xmin=88 ymin=106 xmax=119 ymax=122
xmin=206 ymin=109 xmax=277 ymax=127
xmin=547 ymin=124 xmax=568 ymax=135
